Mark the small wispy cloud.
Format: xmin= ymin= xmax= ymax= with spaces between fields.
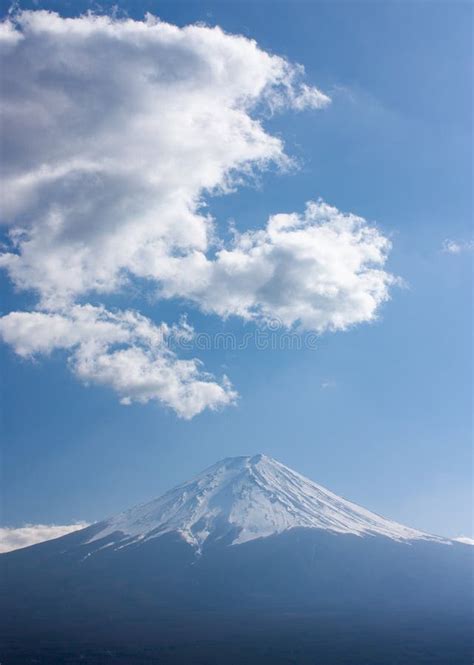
xmin=454 ymin=536 xmax=474 ymax=545
xmin=321 ymin=379 xmax=337 ymax=390
xmin=0 ymin=522 xmax=89 ymax=553
xmin=442 ymin=239 xmax=474 ymax=255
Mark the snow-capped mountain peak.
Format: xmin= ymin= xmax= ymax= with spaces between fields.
xmin=87 ymin=454 xmax=445 ymax=550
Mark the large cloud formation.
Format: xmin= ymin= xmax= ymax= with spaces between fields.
xmin=0 ymin=10 xmax=329 ymax=307
xmin=0 ymin=11 xmax=394 ymax=417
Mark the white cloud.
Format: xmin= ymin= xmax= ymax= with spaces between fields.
xmin=159 ymin=200 xmax=395 ymax=331
xmin=442 ymin=239 xmax=474 ymax=254
xmin=321 ymin=379 xmax=337 ymax=389
xmin=0 ymin=10 xmax=329 ymax=308
xmin=454 ymin=536 xmax=474 ymax=545
xmin=0 ymin=11 xmax=396 ymax=417
xmin=0 ymin=305 xmax=236 ymax=418
xmin=0 ymin=522 xmax=89 ymax=553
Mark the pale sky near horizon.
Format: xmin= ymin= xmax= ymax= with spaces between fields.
xmin=1 ymin=0 xmax=472 ymax=550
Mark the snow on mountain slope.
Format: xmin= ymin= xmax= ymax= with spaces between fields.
xmin=87 ymin=454 xmax=447 ymax=550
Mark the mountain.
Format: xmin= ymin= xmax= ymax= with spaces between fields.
xmin=1 ymin=455 xmax=472 ymax=665
xmin=84 ymin=454 xmax=447 ymax=550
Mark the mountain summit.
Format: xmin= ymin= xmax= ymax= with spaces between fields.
xmin=87 ymin=454 xmax=444 ymax=551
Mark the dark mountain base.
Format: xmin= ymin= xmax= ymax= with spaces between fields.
xmin=2 ymin=612 xmax=473 ymax=665
xmin=2 ymin=528 xmax=472 ymax=664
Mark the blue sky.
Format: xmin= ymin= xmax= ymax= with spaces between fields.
xmin=0 ymin=0 xmax=472 ymax=542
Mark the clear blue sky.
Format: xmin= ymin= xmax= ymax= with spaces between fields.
xmin=1 ymin=0 xmax=472 ymax=539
